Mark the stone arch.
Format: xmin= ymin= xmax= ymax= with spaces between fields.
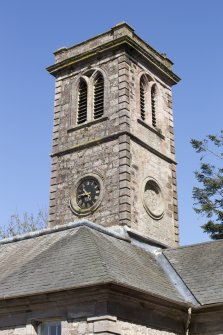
xmin=138 ymin=72 xmax=160 ymax=128
xmin=88 ymin=68 xmax=109 ymax=120
xmin=70 ymin=74 xmax=90 ymax=126
xmin=76 ymin=77 xmax=88 ymax=125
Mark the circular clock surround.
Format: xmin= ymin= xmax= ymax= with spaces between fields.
xmin=70 ymin=173 xmax=104 ymax=216
xmin=142 ymin=177 xmax=164 ymax=220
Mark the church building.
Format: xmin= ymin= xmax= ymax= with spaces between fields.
xmin=0 ymin=23 xmax=222 ymax=335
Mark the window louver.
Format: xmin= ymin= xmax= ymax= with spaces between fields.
xmin=77 ymin=80 xmax=87 ymax=124
xmin=151 ymin=85 xmax=156 ymax=127
xmin=94 ymin=74 xmax=104 ymax=119
xmin=140 ymin=79 xmax=146 ymax=121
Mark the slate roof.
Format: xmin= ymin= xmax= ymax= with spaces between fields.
xmin=0 ymin=223 xmax=222 ymax=307
xmin=0 ymin=225 xmax=183 ymax=303
xmin=164 ymin=240 xmax=223 ymax=305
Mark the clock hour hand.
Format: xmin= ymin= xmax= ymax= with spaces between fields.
xmin=82 ymin=187 xmax=92 ymax=200
xmin=78 ymin=192 xmax=91 ymax=198
xmin=83 ymin=187 xmax=89 ymax=195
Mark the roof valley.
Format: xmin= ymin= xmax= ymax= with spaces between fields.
xmin=157 ymin=251 xmax=200 ymax=306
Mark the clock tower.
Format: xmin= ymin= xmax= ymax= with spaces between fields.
xmin=47 ymin=23 xmax=180 ymax=247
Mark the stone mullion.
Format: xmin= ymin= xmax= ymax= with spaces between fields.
xmin=118 ymin=54 xmax=131 ymax=226
xmin=49 ymin=79 xmax=62 ymax=227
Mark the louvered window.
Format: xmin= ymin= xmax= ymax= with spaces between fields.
xmin=140 ymin=78 xmax=146 ymax=121
xmin=151 ymin=85 xmax=156 ymax=127
xmin=77 ymin=79 xmax=87 ymax=124
xmin=93 ymin=74 xmax=104 ymax=119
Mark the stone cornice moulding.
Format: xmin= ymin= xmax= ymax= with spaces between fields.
xmin=47 ymin=32 xmax=180 ymax=85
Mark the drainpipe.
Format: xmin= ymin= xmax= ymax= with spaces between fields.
xmin=186 ymin=307 xmax=192 ymax=335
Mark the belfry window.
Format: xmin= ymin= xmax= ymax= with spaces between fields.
xmin=77 ymin=79 xmax=87 ymax=124
xmin=139 ymin=74 xmax=158 ymax=128
xmin=151 ymin=84 xmax=157 ymax=127
xmin=140 ymin=77 xmax=146 ymax=121
xmin=75 ymin=72 xmax=105 ymax=126
xmin=93 ymin=73 xmax=104 ymax=119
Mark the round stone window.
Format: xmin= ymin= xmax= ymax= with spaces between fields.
xmin=142 ymin=177 xmax=164 ymax=220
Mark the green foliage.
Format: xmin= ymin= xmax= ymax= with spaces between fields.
xmin=0 ymin=209 xmax=48 ymax=239
xmin=191 ymin=131 xmax=223 ymax=239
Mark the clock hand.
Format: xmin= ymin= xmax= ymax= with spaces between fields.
xmin=83 ymin=187 xmax=89 ymax=196
xmin=78 ymin=192 xmax=91 ymax=198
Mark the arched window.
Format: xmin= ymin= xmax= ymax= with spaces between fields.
xmin=151 ymin=84 xmax=157 ymax=127
xmin=140 ymin=77 xmax=146 ymax=121
xmin=93 ymin=73 xmax=104 ymax=119
xmin=139 ymin=75 xmax=158 ymax=128
xmin=77 ymin=79 xmax=87 ymax=124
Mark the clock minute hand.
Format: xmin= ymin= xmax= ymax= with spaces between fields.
xmin=83 ymin=187 xmax=89 ymax=195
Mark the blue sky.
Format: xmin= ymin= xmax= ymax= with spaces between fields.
xmin=0 ymin=0 xmax=222 ymax=245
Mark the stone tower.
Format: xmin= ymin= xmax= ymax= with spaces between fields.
xmin=47 ymin=23 xmax=180 ymax=247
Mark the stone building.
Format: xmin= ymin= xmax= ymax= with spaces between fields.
xmin=0 ymin=23 xmax=223 ymax=335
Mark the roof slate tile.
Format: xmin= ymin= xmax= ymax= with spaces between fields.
xmin=0 ymin=226 xmax=182 ymax=303
xmin=164 ymin=240 xmax=223 ymax=305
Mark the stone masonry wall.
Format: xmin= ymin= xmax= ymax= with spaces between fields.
xmin=118 ymin=320 xmax=179 ymax=335
xmin=52 ymin=139 xmax=120 ymax=227
xmin=1 ymin=317 xmax=222 ymax=335
xmin=126 ymin=54 xmax=179 ymax=245
xmin=130 ymin=140 xmax=177 ymax=246
xmin=49 ymin=52 xmax=122 ymax=227
xmin=48 ymin=44 xmax=179 ymax=245
xmin=0 ymin=318 xmax=180 ymax=335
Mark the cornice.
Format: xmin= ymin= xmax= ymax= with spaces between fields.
xmin=47 ymin=35 xmax=180 ymax=85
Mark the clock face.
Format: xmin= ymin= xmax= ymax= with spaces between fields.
xmin=76 ymin=178 xmax=100 ymax=209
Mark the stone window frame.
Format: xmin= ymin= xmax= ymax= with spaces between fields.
xmin=138 ymin=72 xmax=161 ymax=130
xmin=70 ymin=68 xmax=108 ymax=127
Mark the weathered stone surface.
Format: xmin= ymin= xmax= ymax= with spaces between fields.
xmin=47 ymin=23 xmax=179 ymax=247
xmin=0 ymin=321 xmax=178 ymax=335
xmin=118 ymin=320 xmax=178 ymax=335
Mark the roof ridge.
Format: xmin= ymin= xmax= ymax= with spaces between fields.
xmin=165 ymin=238 xmax=223 ymax=251
xmin=0 ymin=220 xmax=129 ymax=246
xmin=88 ymin=227 xmax=132 ymax=284
xmin=85 ymin=227 xmax=113 ymax=281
